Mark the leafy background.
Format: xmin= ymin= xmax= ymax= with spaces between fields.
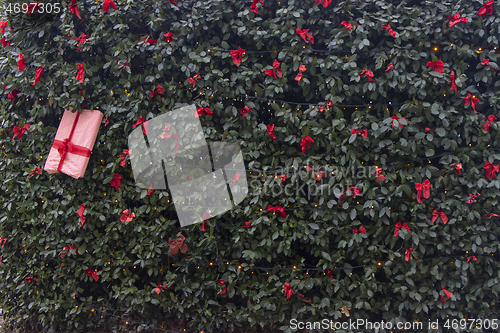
xmin=0 ymin=0 xmax=500 ymax=332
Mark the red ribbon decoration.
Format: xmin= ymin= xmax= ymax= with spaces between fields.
xmin=314 ymin=171 xmax=325 ymax=181
xmin=448 ymin=12 xmax=468 ymax=27
xmin=449 ymin=71 xmax=457 ymax=94
xmin=86 ymin=268 xmax=99 ymax=281
xmin=169 ymin=0 xmax=177 ymax=6
xmin=240 ymin=221 xmax=252 ymax=229
xmin=104 ymin=116 xmax=109 ymax=126
xmin=374 ymin=167 xmax=386 ymax=182
xmin=69 ymin=0 xmax=81 ymax=19
xmin=296 ymin=292 xmax=312 ymax=304
xmin=60 ymin=244 xmax=77 ymax=258
xmin=33 ymin=66 xmax=44 ymax=85
xmin=28 ymin=166 xmax=42 ymax=179
xmin=12 ymin=123 xmax=30 ymax=140
xmin=295 ymin=64 xmax=306 ymax=81
xmin=463 ymin=94 xmax=479 ymax=113
xmin=155 ymin=283 xmax=168 ymax=294
xmin=300 ymin=136 xmax=314 ymax=154
xmin=484 ymin=160 xmax=499 ymax=179
xmin=120 ymin=209 xmax=135 ymax=223
xmin=451 ymin=163 xmax=462 ymax=176
xmin=440 ymin=295 xmax=447 ymax=303
xmin=382 ymin=23 xmax=397 ymax=37
xmin=201 ymin=214 xmax=211 ymax=232
xmin=431 ymin=210 xmax=448 ymax=224
xmin=359 ymin=69 xmax=374 ymax=82
xmin=52 ymin=137 xmax=92 ymax=172
xmin=415 ymin=179 xmax=431 ymax=203
xmin=0 ymin=38 xmax=9 ymax=47
xmin=385 ymin=63 xmax=394 ymax=72
xmin=481 ymin=58 xmax=490 ymax=66
xmin=314 ymin=0 xmax=331 ymax=8
xmin=478 ymin=0 xmax=494 ymax=17
xmin=405 ymin=248 xmax=416 ymax=262
xmin=425 ymin=127 xmax=435 ymax=132
xmin=147 ymin=184 xmax=154 ymax=196
xmin=351 ymin=128 xmax=368 ymax=139
xmin=132 ymin=116 xmax=149 ymax=135
xmin=466 ymin=256 xmax=477 ymax=262
xmin=110 ymin=173 xmax=121 ymax=191
xmin=239 ymin=106 xmax=251 ymax=117
xmin=8 ymin=89 xmax=21 ymax=102
xmin=484 ymin=213 xmax=500 ymax=219
xmin=340 ymin=21 xmax=352 ymax=29
xmin=389 ymin=116 xmax=407 ymax=128
xmin=0 ymin=21 xmax=8 ymax=34
xmin=77 ymin=203 xmax=86 ymax=226
xmin=266 ymin=124 xmax=276 ymax=142
xmin=466 ymin=193 xmax=481 ymax=204
xmin=250 ymin=0 xmax=264 ymax=13
xmin=168 ymin=233 xmax=189 ymax=255
xmin=351 ymin=226 xmax=366 ymax=234
xmin=277 ymin=174 xmax=287 ymax=182
xmin=324 ymin=269 xmax=334 ymax=278
xmin=75 ymin=63 xmax=85 ymax=82
xmin=483 ymin=115 xmax=497 ymax=132
xmin=426 ymin=60 xmax=444 ymax=73
xmin=264 ymin=59 xmax=282 ymax=79
xmin=284 ymin=283 xmax=294 ymax=300
xmin=164 ymin=31 xmax=175 ymax=42
xmin=442 ymin=288 xmax=453 ymax=299
xmin=75 ymin=33 xmax=88 ymax=50
xmin=217 ymin=279 xmax=227 ymax=294
xmin=267 ymin=205 xmax=287 ymax=218
xmin=394 ymin=222 xmax=410 ymax=237
xmin=196 ymin=107 xmax=213 ymax=117
xmin=296 ymin=28 xmax=314 ymax=44
xmin=232 ymin=173 xmax=241 ymax=186
xmin=25 ymin=276 xmax=37 ymax=284
xmin=187 ymin=72 xmax=201 ymax=87
xmin=0 ymin=237 xmax=7 ymax=248
xmin=103 ymin=0 xmax=118 ymax=13
xmin=119 ymin=149 xmax=130 ymax=167
xmin=138 ymin=37 xmax=157 ymax=45
xmin=230 ymin=47 xmax=245 ymax=66
xmin=150 ymin=84 xmax=164 ymax=97
xmin=17 ymin=53 xmax=26 ymax=71
xmin=339 ymin=186 xmax=361 ymax=203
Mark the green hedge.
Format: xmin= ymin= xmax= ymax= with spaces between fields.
xmin=1 ymin=0 xmax=500 ymax=331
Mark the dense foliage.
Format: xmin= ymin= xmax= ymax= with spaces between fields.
xmin=1 ymin=0 xmax=500 ymax=331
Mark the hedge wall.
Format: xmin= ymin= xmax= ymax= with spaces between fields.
xmin=1 ymin=0 xmax=500 ymax=332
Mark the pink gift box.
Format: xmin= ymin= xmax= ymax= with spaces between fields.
xmin=44 ymin=108 xmax=103 ymax=179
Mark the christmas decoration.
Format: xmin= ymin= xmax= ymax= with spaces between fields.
xmin=168 ymin=233 xmax=188 ymax=255
xmin=267 ymin=205 xmax=286 ymax=218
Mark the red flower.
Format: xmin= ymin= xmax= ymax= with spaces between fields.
xmin=164 ymin=31 xmax=175 ymax=42
xmin=448 ymin=12 xmax=468 ymax=27
xmin=266 ymin=124 xmax=276 ymax=142
xmin=239 ymin=106 xmax=252 ymax=117
xmin=0 ymin=21 xmax=8 ymax=34
xmin=0 ymin=38 xmax=9 ymax=47
xmin=340 ymin=21 xmax=352 ymax=29
xmin=76 ymin=63 xmax=85 ymax=83
xmin=481 ymin=58 xmax=490 ymax=65
xmin=359 ymin=69 xmax=374 ymax=82
xmin=110 ymin=173 xmax=121 ymax=191
xmin=103 ymin=0 xmax=118 ymax=13
xmin=250 ymin=0 xmax=264 ymax=13
xmin=32 ymin=66 xmax=44 ymax=85
xmin=17 ymin=53 xmax=26 ymax=71
xmin=230 ymin=47 xmax=245 ymax=66
xmin=478 ymin=0 xmax=494 ymax=17
xmin=296 ymin=27 xmax=314 ymax=44
xmin=426 ymin=60 xmax=444 ymax=73
xmin=314 ymin=0 xmax=331 ymax=8
xmin=69 ymin=0 xmax=81 ymax=19
xmin=300 ymin=136 xmax=314 ymax=154
xmin=196 ymin=107 xmax=213 ymax=117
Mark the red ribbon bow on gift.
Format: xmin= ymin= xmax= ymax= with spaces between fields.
xmin=451 ymin=163 xmax=462 ymax=176
xmin=340 ymin=21 xmax=352 ymax=29
xmin=284 ymin=282 xmax=294 ymax=299
xmin=394 ymin=222 xmax=411 ymax=237
xmin=33 ymin=66 xmax=44 ymax=85
xmin=120 ymin=209 xmax=135 ymax=223
xmin=405 ymin=248 xmax=416 ymax=262
xmin=267 ymin=205 xmax=287 ymax=218
xmin=25 ymin=276 xmax=37 ymax=283
xmin=155 ymin=283 xmax=168 ymax=294
xmin=484 ymin=160 xmax=499 ymax=179
xmin=119 ymin=149 xmax=130 ymax=167
xmin=374 ymin=167 xmax=386 ymax=182
xmin=466 ymin=256 xmax=477 ymax=262
xmin=483 ymin=115 xmax=497 ymax=132
xmin=359 ymin=69 xmax=374 ymax=82
xmin=415 ymin=179 xmax=431 ymax=203
xmin=351 ymin=128 xmax=368 ymax=139
xmin=28 ymin=166 xmax=42 ymax=179
xmin=250 ymin=0 xmax=263 ymax=13
xmin=110 ymin=173 xmax=121 ymax=191
xmin=466 ymin=193 xmax=481 ymax=204
xmin=295 ymin=64 xmax=306 ymax=82
xmin=296 ymin=28 xmax=314 ymax=44
xmin=352 ymin=226 xmax=366 ymax=234
xmin=69 ymin=0 xmax=81 ymax=19
xmin=484 ymin=213 xmax=500 ymax=219
xmin=196 ymin=107 xmax=213 ymax=117
xmin=266 ymin=124 xmax=276 ymax=142
xmin=60 ymin=244 xmax=77 ymax=258
xmin=132 ymin=116 xmax=149 ymax=135
xmin=448 ymin=12 xmax=468 ymax=27
xmin=431 ymin=210 xmax=448 ymax=224
xmin=77 ymin=203 xmax=86 ymax=226
xmin=85 ymin=268 xmax=99 ymax=281
xmin=426 ymin=60 xmax=444 ymax=73
xmin=239 ymin=106 xmax=252 ymax=117
xmin=449 ymin=71 xmax=457 ymax=94
xmin=12 ymin=123 xmax=30 ymax=140
xmin=277 ymin=174 xmax=287 ymax=182
xmin=230 ymin=47 xmax=245 ymax=66
xmin=314 ymin=0 xmax=331 ymax=8
xmin=300 ymin=136 xmax=314 ymax=154
xmin=382 ymin=23 xmax=397 ymax=37
xmin=217 ymin=279 xmax=227 ymax=294
xmin=389 ymin=116 xmax=407 ymax=128
xmin=264 ymin=60 xmax=283 ymax=79
xmin=168 ymin=233 xmax=189 ymax=255
xmin=478 ymin=0 xmax=494 ymax=17
xmin=240 ymin=221 xmax=252 ymax=229
xmin=463 ymin=94 xmax=479 ymax=113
